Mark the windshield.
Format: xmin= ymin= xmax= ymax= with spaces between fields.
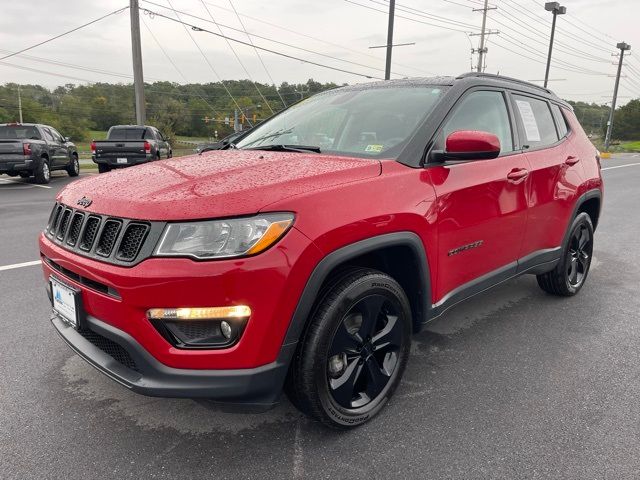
xmin=0 ymin=125 xmax=41 ymax=140
xmin=235 ymin=85 xmax=447 ymax=158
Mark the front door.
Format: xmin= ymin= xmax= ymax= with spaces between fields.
xmin=427 ymin=89 xmax=530 ymax=307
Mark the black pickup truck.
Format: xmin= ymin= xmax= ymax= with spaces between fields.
xmin=92 ymin=125 xmax=172 ymax=173
xmin=0 ymin=123 xmax=79 ymax=184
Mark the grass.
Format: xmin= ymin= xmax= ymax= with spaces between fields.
xmin=620 ymin=141 xmax=640 ymax=152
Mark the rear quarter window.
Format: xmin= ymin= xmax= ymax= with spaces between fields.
xmin=550 ymin=104 xmax=569 ymax=138
xmin=512 ymin=94 xmax=559 ymax=149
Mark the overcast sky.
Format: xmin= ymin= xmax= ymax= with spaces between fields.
xmin=0 ymin=0 xmax=638 ymax=105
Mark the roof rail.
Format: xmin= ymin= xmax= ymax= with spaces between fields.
xmin=455 ymin=72 xmax=553 ymax=95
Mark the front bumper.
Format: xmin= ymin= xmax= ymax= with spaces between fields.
xmin=52 ymin=313 xmax=294 ymax=406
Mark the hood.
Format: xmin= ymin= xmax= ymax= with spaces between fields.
xmin=58 ymin=150 xmax=381 ymax=220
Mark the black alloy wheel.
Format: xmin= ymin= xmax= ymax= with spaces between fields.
xmin=537 ymin=212 xmax=594 ymax=296
xmin=327 ymin=294 xmax=403 ymax=409
xmin=286 ymin=268 xmax=412 ymax=428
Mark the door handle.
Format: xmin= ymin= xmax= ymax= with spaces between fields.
xmin=507 ymin=168 xmax=529 ymax=183
xmin=565 ymin=155 xmax=580 ymax=166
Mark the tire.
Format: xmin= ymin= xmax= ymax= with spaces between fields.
xmin=537 ymin=212 xmax=594 ymax=296
xmin=98 ymin=164 xmax=111 ymax=174
xmin=286 ymin=268 xmax=412 ymax=429
xmin=168 ymin=150 xmax=173 ymax=158
xmin=34 ymin=157 xmax=51 ymax=184
xmin=66 ymin=153 xmax=80 ymax=177
xmin=6 ymin=172 xmax=18 ymax=177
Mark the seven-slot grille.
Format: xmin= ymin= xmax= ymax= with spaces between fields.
xmin=45 ymin=203 xmax=153 ymax=265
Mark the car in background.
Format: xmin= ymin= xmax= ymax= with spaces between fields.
xmin=195 ymin=129 xmax=251 ymax=154
xmin=92 ymin=125 xmax=172 ymax=173
xmin=0 ymin=123 xmax=79 ymax=184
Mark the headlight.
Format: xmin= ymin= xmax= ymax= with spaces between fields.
xmin=154 ymin=213 xmax=294 ymax=260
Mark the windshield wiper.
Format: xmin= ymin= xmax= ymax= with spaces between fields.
xmin=239 ymin=128 xmax=294 ymax=148
xmin=245 ymin=144 xmax=321 ymax=154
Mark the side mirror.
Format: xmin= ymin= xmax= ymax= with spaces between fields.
xmin=431 ymin=130 xmax=501 ymax=162
xmin=64 ymin=136 xmax=71 ymax=142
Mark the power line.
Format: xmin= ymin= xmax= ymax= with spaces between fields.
xmin=198 ymin=0 xmax=275 ymax=115
xmin=163 ymin=0 xmax=254 ymax=127
xmin=226 ymin=0 xmax=287 ymax=109
xmin=140 ymin=15 xmax=222 ymax=118
xmin=372 ymin=0 xmax=481 ymax=30
xmin=140 ymin=5 xmax=383 ymax=80
xmin=201 ymin=0 xmax=432 ymax=75
xmin=143 ymin=0 xmax=402 ymax=77
xmin=0 ymin=7 xmax=129 ymax=61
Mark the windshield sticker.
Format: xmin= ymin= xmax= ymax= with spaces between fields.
xmin=515 ymin=100 xmax=541 ymax=142
xmin=365 ymin=144 xmax=383 ymax=153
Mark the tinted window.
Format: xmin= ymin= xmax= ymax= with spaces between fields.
xmin=513 ymin=95 xmax=559 ymax=148
xmin=551 ymin=104 xmax=569 ymax=138
xmin=50 ymin=128 xmax=64 ymax=142
xmin=108 ymin=128 xmax=146 ymax=140
xmin=236 ymin=86 xmax=447 ymax=159
xmin=144 ymin=128 xmax=155 ymax=140
xmin=440 ymin=90 xmax=513 ymax=153
xmin=0 ymin=125 xmax=41 ymax=140
xmin=42 ymin=128 xmax=55 ymax=142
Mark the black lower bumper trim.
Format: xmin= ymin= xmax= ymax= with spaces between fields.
xmin=52 ymin=314 xmax=294 ymax=408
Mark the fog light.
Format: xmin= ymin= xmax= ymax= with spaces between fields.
xmin=147 ymin=305 xmax=251 ymax=320
xmin=220 ymin=320 xmax=232 ymax=339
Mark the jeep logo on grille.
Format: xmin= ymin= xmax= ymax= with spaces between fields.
xmin=76 ymin=196 xmax=93 ymax=208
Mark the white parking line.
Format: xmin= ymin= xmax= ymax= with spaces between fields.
xmin=0 ymin=260 xmax=41 ymax=272
xmin=601 ymin=163 xmax=640 ymax=171
xmin=0 ymin=178 xmax=52 ymax=189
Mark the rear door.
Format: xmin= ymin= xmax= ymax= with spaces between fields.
xmin=49 ymin=127 xmax=69 ymax=167
xmin=427 ymin=89 xmax=530 ymax=306
xmin=510 ymin=94 xmax=583 ymax=266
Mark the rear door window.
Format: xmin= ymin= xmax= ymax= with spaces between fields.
xmin=42 ymin=128 xmax=55 ymax=142
xmin=512 ymin=94 xmax=559 ymax=148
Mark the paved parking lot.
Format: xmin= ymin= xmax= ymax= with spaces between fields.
xmin=1 ymin=155 xmax=640 ymax=479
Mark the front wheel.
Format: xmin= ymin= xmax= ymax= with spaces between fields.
xmin=66 ymin=154 xmax=80 ymax=177
xmin=286 ymin=268 xmax=412 ymax=429
xmin=537 ymin=212 xmax=594 ymax=296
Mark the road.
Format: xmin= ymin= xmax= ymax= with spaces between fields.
xmin=1 ymin=154 xmax=640 ymax=479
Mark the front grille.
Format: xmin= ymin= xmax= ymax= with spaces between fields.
xmin=116 ymin=223 xmax=149 ymax=261
xmin=44 ymin=202 xmax=163 ymax=267
xmin=79 ymin=328 xmax=139 ymax=372
xmin=66 ymin=213 xmax=84 ymax=247
xmin=96 ymin=220 xmax=122 ymax=257
xmin=79 ymin=216 xmax=101 ymax=252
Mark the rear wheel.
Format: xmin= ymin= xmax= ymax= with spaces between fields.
xmin=34 ymin=157 xmax=50 ymax=184
xmin=98 ymin=164 xmax=111 ymax=174
xmin=537 ymin=212 xmax=594 ymax=296
xmin=66 ymin=153 xmax=80 ymax=177
xmin=286 ymin=268 xmax=412 ymax=428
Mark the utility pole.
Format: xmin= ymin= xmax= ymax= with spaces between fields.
xmin=130 ymin=0 xmax=146 ymax=125
xmin=470 ymin=1 xmax=498 ymax=72
xmin=476 ymin=0 xmax=489 ymax=72
xmin=17 ymin=85 xmax=23 ymax=123
xmin=543 ymin=2 xmax=566 ymax=88
xmin=604 ymin=42 xmax=631 ymax=151
xmin=385 ymin=0 xmax=395 ymax=80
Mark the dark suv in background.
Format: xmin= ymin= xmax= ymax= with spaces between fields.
xmin=0 ymin=123 xmax=79 ymax=184
xmin=92 ymin=125 xmax=172 ymax=173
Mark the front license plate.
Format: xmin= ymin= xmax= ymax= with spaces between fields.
xmin=51 ymin=277 xmax=79 ymax=328
xmin=116 ymin=157 xmax=128 ymax=164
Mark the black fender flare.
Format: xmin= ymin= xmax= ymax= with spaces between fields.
xmin=281 ymin=231 xmax=432 ymax=348
xmin=561 ymin=189 xmax=602 ymax=251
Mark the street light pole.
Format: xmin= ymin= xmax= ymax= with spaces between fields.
xmin=543 ymin=2 xmax=566 ymax=89
xmin=604 ymin=42 xmax=631 ymax=151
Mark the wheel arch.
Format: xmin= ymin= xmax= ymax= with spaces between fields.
xmin=282 ymin=232 xmax=432 ymax=348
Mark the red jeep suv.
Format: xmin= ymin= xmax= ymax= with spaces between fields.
xmin=40 ymin=73 xmax=603 ymax=428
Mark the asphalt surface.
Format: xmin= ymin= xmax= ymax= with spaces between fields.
xmin=1 ymin=154 xmax=640 ymax=479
